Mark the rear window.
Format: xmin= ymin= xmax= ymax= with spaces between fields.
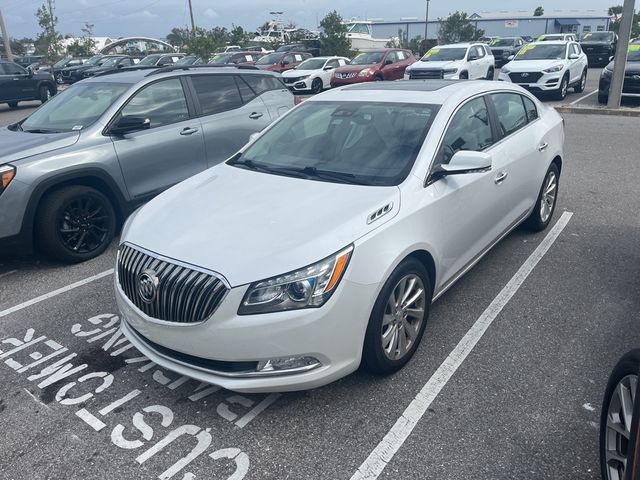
xmin=241 ymin=74 xmax=285 ymax=95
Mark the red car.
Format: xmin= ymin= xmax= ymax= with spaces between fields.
xmin=330 ymin=48 xmax=416 ymax=87
xmin=254 ymin=51 xmax=313 ymax=73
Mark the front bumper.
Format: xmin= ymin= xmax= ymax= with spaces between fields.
xmin=116 ymin=274 xmax=376 ymax=393
xmin=330 ymin=75 xmax=372 ymax=87
xmin=585 ymin=52 xmax=612 ymax=66
xmin=497 ymin=70 xmax=563 ymax=92
xmin=0 ymin=178 xmax=33 ymax=254
xmin=599 ymin=73 xmax=640 ymax=98
xmin=284 ymin=77 xmax=313 ymax=92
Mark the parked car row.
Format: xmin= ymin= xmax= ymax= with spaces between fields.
xmin=598 ymin=44 xmax=640 ymax=104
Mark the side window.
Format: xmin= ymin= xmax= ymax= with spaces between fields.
xmin=386 ymin=51 xmax=399 ymax=63
xmin=522 ymin=96 xmax=539 ymax=122
xmin=121 ymin=78 xmax=190 ymax=128
xmin=326 ymin=59 xmax=340 ymax=68
xmin=490 ymin=93 xmax=528 ymax=137
xmin=283 ymin=55 xmax=294 ymax=64
xmin=436 ymin=97 xmax=493 ymax=166
xmin=236 ymin=76 xmax=257 ymax=104
xmin=241 ymin=74 xmax=284 ymax=95
xmin=4 ymin=63 xmax=26 ymax=75
xmin=190 ymin=75 xmax=243 ymax=116
xmin=397 ymin=51 xmax=406 ymax=60
xmin=475 ymin=46 xmax=485 ymax=58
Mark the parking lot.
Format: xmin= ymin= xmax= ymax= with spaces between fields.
xmin=0 ymin=84 xmax=639 ymax=480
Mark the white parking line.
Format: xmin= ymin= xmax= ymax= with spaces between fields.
xmin=570 ymin=89 xmax=598 ymax=105
xmin=350 ymin=211 xmax=573 ymax=480
xmin=0 ymin=269 xmax=114 ymax=319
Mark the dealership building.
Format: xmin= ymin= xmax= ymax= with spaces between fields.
xmin=370 ymin=10 xmax=612 ymax=41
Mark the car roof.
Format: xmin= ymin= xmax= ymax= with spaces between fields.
xmin=531 ymin=40 xmax=570 ymax=45
xmin=311 ymin=80 xmax=530 ymax=106
xmin=81 ymin=65 xmax=280 ymax=84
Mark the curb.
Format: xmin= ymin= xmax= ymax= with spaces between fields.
xmin=555 ymin=105 xmax=640 ymax=117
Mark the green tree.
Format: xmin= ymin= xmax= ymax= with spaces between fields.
xmin=319 ymin=10 xmax=352 ymax=56
xmin=34 ymin=3 xmax=62 ymax=60
xmin=183 ymin=26 xmax=228 ymax=60
xmin=167 ymin=27 xmax=190 ymax=50
xmin=228 ymin=24 xmax=252 ymax=45
xmin=608 ymin=5 xmax=640 ymax=37
xmin=438 ymin=11 xmax=485 ymax=43
xmin=534 ymin=6 xmax=544 ymax=16
xmin=67 ymin=22 xmax=97 ymax=57
xmin=9 ymin=38 xmax=27 ymax=55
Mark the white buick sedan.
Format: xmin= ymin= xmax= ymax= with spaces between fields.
xmin=115 ymin=80 xmax=564 ymax=393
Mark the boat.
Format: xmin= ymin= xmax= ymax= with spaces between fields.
xmin=343 ymin=20 xmax=396 ymax=50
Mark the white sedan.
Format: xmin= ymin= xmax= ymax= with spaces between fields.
xmin=115 ymin=80 xmax=564 ymax=393
xmin=281 ymin=56 xmax=350 ymax=93
xmin=499 ymin=41 xmax=589 ymax=100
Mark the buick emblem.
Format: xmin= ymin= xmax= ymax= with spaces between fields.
xmin=521 ymin=72 xmax=529 ymax=77
xmin=138 ymin=269 xmax=159 ymax=304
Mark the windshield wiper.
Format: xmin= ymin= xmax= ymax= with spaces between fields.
xmin=278 ymin=166 xmax=370 ymax=185
xmin=227 ymin=157 xmax=308 ymax=179
xmin=22 ymin=128 xmax=64 ymax=134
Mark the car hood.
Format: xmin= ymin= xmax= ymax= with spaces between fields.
xmin=122 ymin=164 xmax=400 ymax=286
xmin=0 ymin=128 xmax=80 ymax=164
xmin=605 ymin=60 xmax=640 ymax=73
xmin=580 ymin=41 xmax=613 ymax=46
xmin=506 ymin=59 xmax=565 ymax=71
xmin=282 ymin=69 xmax=317 ymax=77
xmin=408 ymin=60 xmax=461 ymax=70
xmin=335 ymin=64 xmax=380 ymax=73
xmin=61 ymin=64 xmax=93 ymax=73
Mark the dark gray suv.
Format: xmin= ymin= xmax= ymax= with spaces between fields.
xmin=0 ymin=65 xmax=294 ymax=262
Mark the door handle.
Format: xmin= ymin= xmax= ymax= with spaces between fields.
xmin=494 ymin=171 xmax=508 ymax=184
xmin=538 ymin=142 xmax=549 ymax=152
xmin=249 ymin=112 xmax=264 ymax=120
xmin=180 ymin=127 xmax=199 ymax=136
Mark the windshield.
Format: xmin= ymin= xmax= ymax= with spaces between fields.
xmin=209 ymin=54 xmax=233 ymax=64
xmin=297 ymin=58 xmax=327 ymax=70
xmin=256 ymin=52 xmax=284 ymax=65
xmin=176 ymin=56 xmax=199 ymax=65
xmin=237 ymin=101 xmax=438 ymax=186
xmin=138 ymin=55 xmax=162 ymax=65
xmin=538 ymin=35 xmax=563 ymax=41
xmin=421 ymin=47 xmax=466 ymax=61
xmin=99 ymin=57 xmax=121 ymax=67
xmin=347 ymin=23 xmax=370 ymax=34
xmin=581 ymin=32 xmax=613 ymax=42
xmin=53 ymin=57 xmax=72 ymax=68
xmin=86 ymin=56 xmax=103 ymax=66
xmin=515 ymin=44 xmax=566 ymax=60
xmin=22 ymin=82 xmax=130 ymax=133
xmin=490 ymin=38 xmax=517 ymax=47
xmin=351 ymin=52 xmax=384 ymax=65
xmin=629 ymin=45 xmax=640 ymax=61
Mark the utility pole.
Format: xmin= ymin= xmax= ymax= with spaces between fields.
xmin=188 ymin=0 xmax=196 ymax=35
xmin=607 ymin=0 xmax=635 ymax=108
xmin=423 ymin=0 xmax=430 ymax=52
xmin=0 ymin=8 xmax=14 ymax=62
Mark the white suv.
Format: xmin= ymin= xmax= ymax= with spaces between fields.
xmin=405 ymin=43 xmax=495 ymax=80
xmin=499 ymin=41 xmax=588 ymax=100
xmin=116 ymin=80 xmax=564 ymax=393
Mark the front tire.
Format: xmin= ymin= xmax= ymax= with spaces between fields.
xmin=459 ymin=71 xmax=468 ymax=80
xmin=373 ymin=75 xmax=383 ymax=82
xmin=598 ymin=92 xmax=608 ymax=104
xmin=310 ymin=77 xmax=323 ymax=94
xmin=523 ymin=163 xmax=559 ymax=232
xmin=574 ymin=69 xmax=587 ymax=93
xmin=39 ymin=84 xmax=53 ymax=104
xmin=486 ymin=67 xmax=495 ymax=80
xmin=600 ymin=350 xmax=640 ymax=480
xmin=35 ymin=186 xmax=117 ymax=263
xmin=554 ymin=74 xmax=569 ymax=100
xmin=362 ymin=258 xmax=432 ymax=374
xmin=7 ymin=101 xmax=19 ymax=109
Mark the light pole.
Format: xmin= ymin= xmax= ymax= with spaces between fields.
xmin=424 ymin=0 xmax=431 ymax=52
xmin=188 ymin=0 xmax=196 ymax=35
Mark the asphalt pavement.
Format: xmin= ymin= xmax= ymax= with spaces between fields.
xmin=1 ymin=99 xmax=639 ymax=479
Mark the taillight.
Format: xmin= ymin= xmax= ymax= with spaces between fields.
xmin=294 ymin=96 xmax=303 ymax=105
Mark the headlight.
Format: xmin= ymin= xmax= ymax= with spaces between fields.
xmin=0 ymin=164 xmax=16 ymax=195
xmin=501 ymin=66 xmax=511 ymax=74
xmin=358 ymin=68 xmax=373 ymax=77
xmin=238 ymin=245 xmax=354 ymax=314
xmin=602 ymin=65 xmax=613 ymax=76
xmin=443 ymin=68 xmax=458 ymax=74
xmin=543 ymin=64 xmax=564 ymax=73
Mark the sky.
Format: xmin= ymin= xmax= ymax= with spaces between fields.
xmin=2 ymin=0 xmax=613 ymax=39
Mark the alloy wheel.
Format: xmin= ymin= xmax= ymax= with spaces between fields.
xmin=540 ymin=170 xmax=557 ymax=223
xmin=581 ymin=72 xmax=587 ymax=90
xmin=381 ymin=274 xmax=426 ymax=361
xmin=604 ymin=374 xmax=637 ymax=479
xmin=56 ymin=195 xmax=111 ymax=254
xmin=561 ymin=77 xmax=568 ymax=98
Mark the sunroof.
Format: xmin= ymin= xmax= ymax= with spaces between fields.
xmin=343 ymin=80 xmax=459 ymax=92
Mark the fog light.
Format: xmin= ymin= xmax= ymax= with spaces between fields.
xmin=257 ymin=356 xmax=321 ymax=373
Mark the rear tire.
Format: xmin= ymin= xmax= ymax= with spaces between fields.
xmin=35 ymin=186 xmax=117 ymax=263
xmin=39 ymin=85 xmax=53 ymax=104
xmin=523 ymin=163 xmax=559 ymax=232
xmin=600 ymin=350 xmax=640 ymax=480
xmin=362 ymin=258 xmax=432 ymax=375
xmin=574 ymin=69 xmax=587 ymax=93
xmin=486 ymin=67 xmax=495 ymax=80
xmin=598 ymin=92 xmax=608 ymax=104
xmin=7 ymin=101 xmax=19 ymax=109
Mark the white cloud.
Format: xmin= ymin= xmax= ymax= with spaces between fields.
xmin=122 ymin=9 xmax=160 ymax=20
xmin=204 ymin=8 xmax=219 ymax=18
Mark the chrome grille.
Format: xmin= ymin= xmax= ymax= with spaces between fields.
xmin=117 ymin=244 xmax=228 ymax=324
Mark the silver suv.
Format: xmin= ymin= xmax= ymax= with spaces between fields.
xmin=0 ymin=65 xmax=294 ymax=262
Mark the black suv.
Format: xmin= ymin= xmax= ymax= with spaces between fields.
xmin=580 ymin=31 xmax=618 ymax=67
xmin=0 ymin=61 xmax=57 ymax=108
xmin=81 ymin=55 xmax=136 ymax=78
xmin=48 ymin=56 xmax=90 ymax=83
xmin=489 ymin=37 xmax=525 ymax=66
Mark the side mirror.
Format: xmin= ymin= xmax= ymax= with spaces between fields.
xmin=110 ymin=116 xmax=150 ymax=135
xmin=432 ymin=150 xmax=492 ymax=180
xmin=282 ymin=60 xmax=290 ymax=66
xmin=609 ymin=56 xmax=614 ymax=62
xmin=468 ymin=54 xmax=479 ymax=61
xmin=323 ymin=65 xmax=334 ymax=70
xmin=507 ymin=54 xmax=515 ymax=61
xmin=568 ymin=53 xmax=580 ymax=60
xmin=26 ymin=66 xmax=34 ymax=77
xmin=384 ymin=59 xmax=393 ymax=66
